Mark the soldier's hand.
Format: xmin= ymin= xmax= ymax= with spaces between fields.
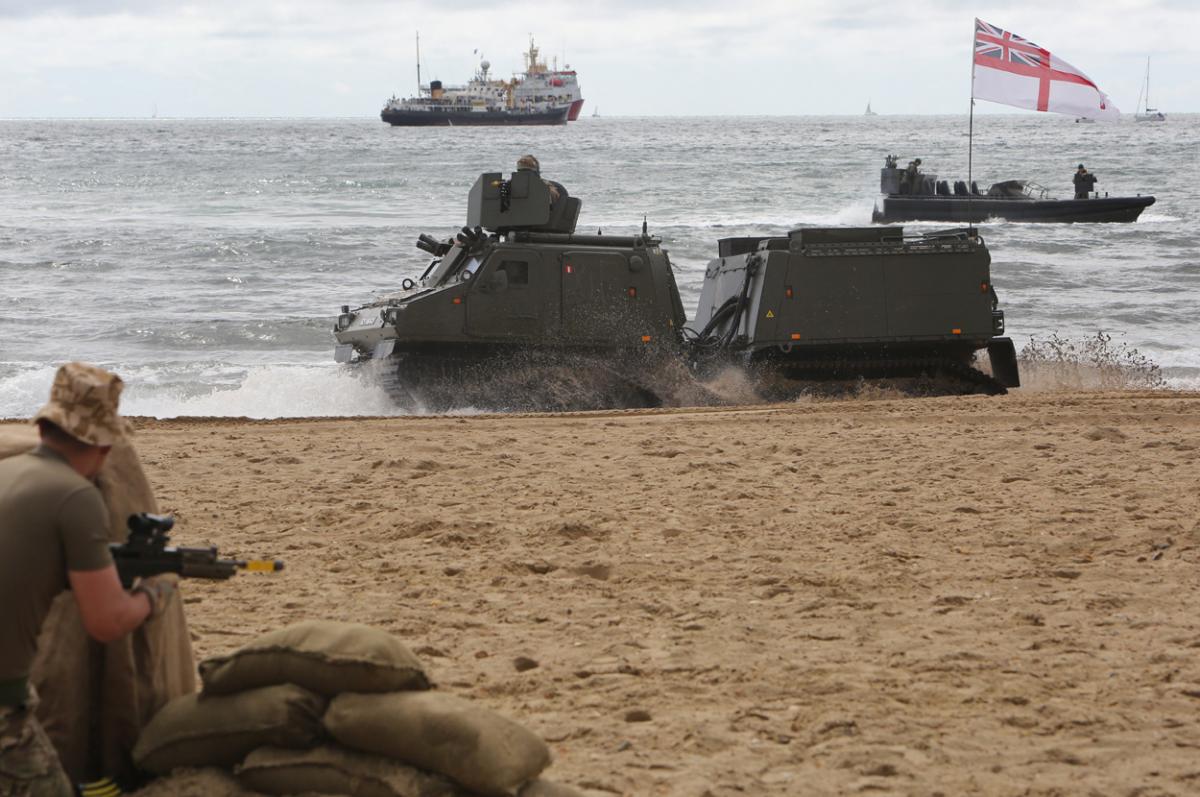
xmin=133 ymin=575 xmax=177 ymax=619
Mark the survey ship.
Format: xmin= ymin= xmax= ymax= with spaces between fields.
xmin=872 ymin=156 xmax=1155 ymax=224
xmin=380 ymin=37 xmax=582 ymax=127
xmin=511 ymin=38 xmax=585 ymax=121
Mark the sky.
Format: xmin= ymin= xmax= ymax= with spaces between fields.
xmin=0 ymin=0 xmax=1196 ymax=117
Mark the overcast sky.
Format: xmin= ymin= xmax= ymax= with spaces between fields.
xmin=0 ymin=0 xmax=1195 ymax=117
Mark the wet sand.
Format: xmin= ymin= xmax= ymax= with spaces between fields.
xmin=71 ymin=391 xmax=1200 ymax=794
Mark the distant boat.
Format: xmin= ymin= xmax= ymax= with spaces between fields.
xmin=1134 ymin=57 xmax=1166 ymax=122
xmin=872 ymin=154 xmax=1155 ymax=223
xmin=864 ymin=100 xmax=877 ymax=116
xmin=1075 ymin=116 xmax=1096 ymax=123
xmin=380 ymin=34 xmax=578 ymax=127
xmin=592 ymin=107 xmax=599 ymax=118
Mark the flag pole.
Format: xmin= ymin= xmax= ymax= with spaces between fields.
xmin=967 ymin=20 xmax=976 ymax=233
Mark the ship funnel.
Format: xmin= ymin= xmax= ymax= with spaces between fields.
xmin=430 ymin=79 xmax=444 ymax=100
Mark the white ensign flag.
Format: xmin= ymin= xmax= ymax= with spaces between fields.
xmin=973 ymin=19 xmax=1120 ymax=120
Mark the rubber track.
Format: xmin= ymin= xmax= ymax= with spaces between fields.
xmin=768 ymin=355 xmax=1009 ymax=396
xmin=378 ymin=352 xmax=1007 ymax=411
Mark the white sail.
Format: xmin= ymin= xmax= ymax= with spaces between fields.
xmin=1135 ymin=56 xmax=1166 ymax=122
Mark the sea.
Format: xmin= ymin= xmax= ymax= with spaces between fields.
xmin=1 ymin=114 xmax=1196 ymax=418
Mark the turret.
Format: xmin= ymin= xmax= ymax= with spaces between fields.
xmin=466 ymin=171 xmax=580 ymax=234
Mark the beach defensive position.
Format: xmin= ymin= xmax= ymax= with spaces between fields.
xmin=0 ymin=363 xmax=173 ymax=795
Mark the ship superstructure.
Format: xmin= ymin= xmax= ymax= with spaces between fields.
xmin=380 ymin=35 xmax=583 ymax=127
xmin=511 ymin=38 xmax=585 ymax=121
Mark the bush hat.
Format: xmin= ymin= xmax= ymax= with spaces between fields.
xmin=33 ymin=362 xmax=125 ymax=447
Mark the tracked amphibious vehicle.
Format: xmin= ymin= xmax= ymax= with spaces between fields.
xmin=333 ymin=168 xmax=1020 ymax=411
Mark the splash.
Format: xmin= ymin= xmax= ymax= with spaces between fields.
xmin=1018 ymin=332 xmax=1168 ymax=391
xmin=119 ymin=365 xmax=407 ymax=418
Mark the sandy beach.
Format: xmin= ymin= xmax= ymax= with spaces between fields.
xmin=17 ymin=389 xmax=1200 ymax=795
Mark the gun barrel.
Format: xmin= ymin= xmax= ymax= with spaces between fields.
xmin=180 ymin=559 xmax=239 ymax=580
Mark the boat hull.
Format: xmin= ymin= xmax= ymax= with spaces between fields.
xmin=381 ymin=107 xmax=570 ymax=126
xmin=873 ymin=195 xmax=1155 ymax=224
xmin=568 ymin=99 xmax=585 ymax=121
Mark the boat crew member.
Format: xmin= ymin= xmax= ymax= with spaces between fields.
xmin=1073 ymin=164 xmax=1098 ymax=199
xmin=0 ymin=363 xmax=175 ymax=796
xmin=516 ymin=154 xmax=561 ymax=203
xmin=903 ymin=158 xmax=923 ymax=194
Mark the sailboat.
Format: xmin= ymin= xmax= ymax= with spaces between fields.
xmin=864 ymin=100 xmax=877 ymax=116
xmin=1135 ymin=57 xmax=1166 ymax=122
xmin=592 ymin=107 xmax=599 ymax=118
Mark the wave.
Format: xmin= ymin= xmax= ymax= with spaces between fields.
xmin=121 ymin=365 xmax=408 ymax=418
xmin=0 ymin=363 xmax=410 ymax=420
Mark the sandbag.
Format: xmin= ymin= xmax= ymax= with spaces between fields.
xmin=199 ymin=621 xmax=429 ymax=697
xmin=2 ymin=421 xmax=198 ymax=782
xmin=30 ymin=584 xmax=194 ymax=780
xmin=518 ymin=781 xmax=587 ymax=797
xmin=0 ymin=425 xmax=38 ymax=459
xmin=325 ymin=691 xmax=551 ymax=797
xmin=236 ymin=745 xmax=469 ymax=797
xmin=132 ymin=684 xmax=326 ymax=774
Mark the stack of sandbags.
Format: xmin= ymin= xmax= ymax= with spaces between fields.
xmin=0 ymin=422 xmax=196 ymax=782
xmin=133 ymin=620 xmax=582 ymax=796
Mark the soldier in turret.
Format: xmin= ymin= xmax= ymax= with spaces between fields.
xmin=902 ymin=158 xmax=923 ymax=194
xmin=1073 ymin=164 xmax=1098 ymax=199
xmin=516 ymin=154 xmax=561 ymax=203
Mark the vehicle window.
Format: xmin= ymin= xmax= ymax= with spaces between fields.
xmin=498 ymin=260 xmax=529 ymax=285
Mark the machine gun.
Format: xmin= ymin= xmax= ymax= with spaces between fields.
xmin=110 ymin=513 xmax=283 ymax=589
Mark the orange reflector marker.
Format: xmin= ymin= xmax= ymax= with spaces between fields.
xmin=453 ymin=297 xmax=463 ymax=305
xmin=952 ymin=328 xmax=962 ymax=335
xmin=785 ymin=286 xmax=794 ymax=298
xmin=980 ymin=282 xmax=989 ymax=293
xmin=628 ymin=287 xmax=637 ymax=298
xmin=641 ymin=335 xmax=652 ymax=343
xmin=564 ymin=264 xmax=574 ymax=274
xmin=790 ymin=333 xmax=801 ymax=341
xmin=244 ymin=560 xmax=283 ymax=573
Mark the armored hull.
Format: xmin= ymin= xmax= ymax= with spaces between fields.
xmin=873 ymin=194 xmax=1155 ymax=224
xmin=695 ymin=227 xmax=1018 ymax=394
xmin=334 ymin=168 xmax=1020 ymax=411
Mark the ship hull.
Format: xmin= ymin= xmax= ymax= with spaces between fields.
xmin=873 ymin=195 xmax=1155 ymax=224
xmin=381 ymin=107 xmax=570 ymax=126
xmin=568 ymin=99 xmax=584 ymax=121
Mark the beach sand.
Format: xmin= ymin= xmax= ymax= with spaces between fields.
xmin=29 ymin=389 xmax=1200 ymax=795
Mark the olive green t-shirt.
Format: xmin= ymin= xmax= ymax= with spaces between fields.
xmin=0 ymin=444 xmax=112 ymax=681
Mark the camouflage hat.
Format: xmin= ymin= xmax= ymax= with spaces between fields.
xmin=33 ymin=362 xmax=125 ymax=447
xmin=516 ymin=154 xmax=540 ymax=172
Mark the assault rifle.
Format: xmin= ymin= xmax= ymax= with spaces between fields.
xmin=111 ymin=513 xmax=284 ymax=588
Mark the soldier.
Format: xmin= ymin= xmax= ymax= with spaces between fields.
xmin=0 ymin=363 xmax=174 ymax=796
xmin=516 ymin=154 xmax=561 ymax=203
xmin=902 ymin=158 xmax=923 ymax=194
xmin=1073 ymin=164 xmax=1098 ymax=199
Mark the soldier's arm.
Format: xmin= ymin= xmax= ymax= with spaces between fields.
xmin=59 ymin=485 xmax=152 ymax=642
xmin=68 ymin=567 xmax=152 ymax=642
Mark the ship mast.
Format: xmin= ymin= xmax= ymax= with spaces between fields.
xmin=415 ymin=31 xmax=422 ymax=95
xmin=1144 ymin=56 xmax=1152 ymax=111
